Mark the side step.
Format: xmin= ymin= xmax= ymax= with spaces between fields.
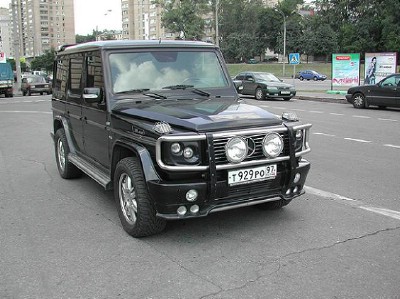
xmin=68 ymin=153 xmax=112 ymax=190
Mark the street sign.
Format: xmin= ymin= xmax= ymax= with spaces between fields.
xmin=289 ymin=53 xmax=300 ymax=65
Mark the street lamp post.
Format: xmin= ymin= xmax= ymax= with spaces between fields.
xmin=276 ymin=9 xmax=286 ymax=77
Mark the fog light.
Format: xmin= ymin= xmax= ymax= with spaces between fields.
xmin=190 ymin=205 xmax=199 ymax=214
xmin=293 ymin=186 xmax=299 ymax=193
xmin=183 ymin=147 xmax=194 ymax=159
xmin=286 ymin=189 xmax=291 ymax=195
xmin=293 ymin=173 xmax=301 ymax=184
xmin=177 ymin=206 xmax=187 ymax=216
xmin=186 ymin=189 xmax=198 ymax=202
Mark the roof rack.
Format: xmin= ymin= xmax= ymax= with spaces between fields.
xmin=57 ymin=44 xmax=76 ymax=52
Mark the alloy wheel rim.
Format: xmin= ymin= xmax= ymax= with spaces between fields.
xmin=57 ymin=139 xmax=66 ymax=171
xmin=256 ymin=89 xmax=263 ymax=99
xmin=354 ymin=96 xmax=363 ymax=106
xmin=119 ymin=173 xmax=138 ymax=225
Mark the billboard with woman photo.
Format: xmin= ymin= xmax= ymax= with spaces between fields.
xmin=364 ymin=52 xmax=397 ymax=85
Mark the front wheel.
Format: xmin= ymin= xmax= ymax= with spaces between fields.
xmin=114 ymin=157 xmax=166 ymax=237
xmin=352 ymin=93 xmax=365 ymax=108
xmin=54 ymin=128 xmax=81 ymax=179
xmin=299 ymin=76 xmax=304 ymax=81
xmin=255 ymin=87 xmax=265 ymax=100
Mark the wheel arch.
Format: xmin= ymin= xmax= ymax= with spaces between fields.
xmin=111 ymin=141 xmax=160 ymax=184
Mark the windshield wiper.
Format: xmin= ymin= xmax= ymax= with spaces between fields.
xmin=143 ymin=92 xmax=167 ymax=100
xmin=115 ymin=88 xmax=150 ymax=94
xmin=162 ymin=84 xmax=194 ymax=90
xmin=162 ymin=85 xmax=210 ymax=97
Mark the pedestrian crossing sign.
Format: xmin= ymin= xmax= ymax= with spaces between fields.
xmin=289 ymin=53 xmax=300 ymax=65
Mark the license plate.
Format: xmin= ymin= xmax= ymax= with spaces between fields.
xmin=228 ymin=164 xmax=277 ymax=186
xmin=280 ymin=90 xmax=290 ymax=95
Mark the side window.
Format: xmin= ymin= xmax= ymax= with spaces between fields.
xmin=69 ymin=54 xmax=84 ymax=95
xmin=54 ymin=56 xmax=69 ymax=99
xmin=84 ymin=51 xmax=105 ymax=109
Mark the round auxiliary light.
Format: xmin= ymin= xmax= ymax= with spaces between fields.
xmin=186 ymin=189 xmax=198 ymax=202
xmin=190 ymin=205 xmax=199 ymax=214
xmin=225 ymin=137 xmax=248 ymax=163
xmin=171 ymin=143 xmax=181 ymax=155
xmin=296 ymin=130 xmax=303 ymax=139
xmin=262 ymin=133 xmax=283 ymax=158
xmin=293 ymin=173 xmax=301 ymax=184
xmin=177 ymin=206 xmax=187 ymax=216
xmin=183 ymin=147 xmax=194 ymax=159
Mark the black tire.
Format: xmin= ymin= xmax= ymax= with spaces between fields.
xmin=54 ymin=128 xmax=82 ymax=179
xmin=40 ymin=92 xmax=43 ymax=95
xmin=378 ymin=106 xmax=386 ymax=109
xmin=256 ymin=199 xmax=292 ymax=210
xmin=299 ymin=76 xmax=304 ymax=81
xmin=313 ymin=76 xmax=318 ymax=81
xmin=22 ymin=91 xmax=27 ymax=96
xmin=352 ymin=93 xmax=365 ymax=109
xmin=283 ymin=97 xmax=292 ymax=101
xmin=114 ymin=157 xmax=166 ymax=237
xmin=255 ymin=87 xmax=265 ymax=100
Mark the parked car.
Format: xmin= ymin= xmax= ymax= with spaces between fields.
xmin=21 ymin=75 xmax=52 ymax=96
xmin=51 ymin=40 xmax=312 ymax=237
xmin=233 ymin=71 xmax=296 ymax=101
xmin=296 ymin=70 xmax=327 ymax=81
xmin=346 ymin=73 xmax=400 ymax=109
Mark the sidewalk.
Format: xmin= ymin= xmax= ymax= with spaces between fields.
xmin=295 ymin=91 xmax=348 ymax=104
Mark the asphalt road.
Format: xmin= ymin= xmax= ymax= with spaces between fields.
xmin=0 ymin=95 xmax=399 ymax=299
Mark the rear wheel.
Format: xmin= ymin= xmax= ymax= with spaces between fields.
xmin=255 ymin=87 xmax=265 ymax=100
xmin=352 ymin=93 xmax=365 ymax=108
xmin=114 ymin=157 xmax=166 ymax=237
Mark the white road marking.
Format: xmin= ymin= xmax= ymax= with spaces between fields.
xmin=378 ymin=118 xmax=397 ymax=122
xmin=309 ymin=110 xmax=324 ymax=113
xmin=329 ymin=113 xmax=344 ymax=116
xmin=291 ymin=108 xmax=306 ymax=112
xmin=305 ymin=186 xmax=400 ymax=221
xmin=344 ymin=138 xmax=372 ymax=143
xmin=0 ymin=111 xmax=51 ymax=114
xmin=313 ymin=132 xmax=336 ymax=137
xmin=352 ymin=115 xmax=371 ymax=119
xmin=384 ymin=144 xmax=400 ymax=149
xmin=359 ymin=206 xmax=400 ymax=221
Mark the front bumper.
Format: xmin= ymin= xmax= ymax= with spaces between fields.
xmin=345 ymin=94 xmax=352 ymax=104
xmin=149 ymin=159 xmax=310 ymax=219
xmin=265 ymin=89 xmax=296 ymax=98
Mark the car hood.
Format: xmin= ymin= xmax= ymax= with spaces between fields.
xmin=257 ymin=80 xmax=293 ymax=88
xmin=112 ymin=97 xmax=283 ymax=132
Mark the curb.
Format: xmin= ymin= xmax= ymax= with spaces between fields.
xmin=295 ymin=95 xmax=348 ymax=104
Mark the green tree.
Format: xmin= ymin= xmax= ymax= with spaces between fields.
xmin=154 ymin=0 xmax=211 ymax=40
xmin=30 ymin=49 xmax=56 ymax=73
xmin=76 ymin=31 xmax=97 ymax=43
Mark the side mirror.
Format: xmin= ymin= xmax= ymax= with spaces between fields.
xmin=83 ymin=87 xmax=103 ymax=103
xmin=233 ymin=80 xmax=243 ymax=92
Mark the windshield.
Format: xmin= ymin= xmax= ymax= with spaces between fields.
xmin=109 ymin=50 xmax=229 ymax=93
xmin=254 ymin=73 xmax=281 ymax=82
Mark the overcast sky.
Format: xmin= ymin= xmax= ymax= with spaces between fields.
xmin=0 ymin=0 xmax=122 ymax=35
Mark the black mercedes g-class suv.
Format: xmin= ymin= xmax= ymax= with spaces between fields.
xmin=51 ymin=40 xmax=311 ymax=237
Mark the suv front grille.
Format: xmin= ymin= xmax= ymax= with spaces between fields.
xmin=213 ymin=131 xmax=289 ymax=166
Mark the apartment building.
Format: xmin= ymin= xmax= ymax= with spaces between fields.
xmin=121 ymin=0 xmax=169 ymax=40
xmin=0 ymin=7 xmax=12 ymax=59
xmin=10 ymin=0 xmax=75 ymax=58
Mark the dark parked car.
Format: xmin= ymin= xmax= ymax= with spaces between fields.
xmin=21 ymin=75 xmax=52 ymax=96
xmin=51 ymin=40 xmax=311 ymax=237
xmin=233 ymin=71 xmax=296 ymax=101
xmin=296 ymin=70 xmax=327 ymax=81
xmin=346 ymin=73 xmax=400 ymax=109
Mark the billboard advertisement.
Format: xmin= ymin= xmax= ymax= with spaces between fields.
xmin=364 ymin=52 xmax=397 ymax=85
xmin=332 ymin=53 xmax=360 ymax=87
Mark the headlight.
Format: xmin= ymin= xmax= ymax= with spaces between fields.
xmin=225 ymin=137 xmax=248 ymax=163
xmin=262 ymin=133 xmax=283 ymax=158
xmin=268 ymin=86 xmax=278 ymax=92
xmin=164 ymin=141 xmax=201 ymax=165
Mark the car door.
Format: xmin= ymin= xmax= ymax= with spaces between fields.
xmin=242 ymin=74 xmax=257 ymax=95
xmin=65 ymin=54 xmax=85 ymax=153
xmin=81 ymin=51 xmax=110 ymax=168
xmin=368 ymin=75 xmax=400 ymax=107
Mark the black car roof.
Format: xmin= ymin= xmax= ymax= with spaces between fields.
xmin=57 ymin=40 xmax=217 ymax=55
